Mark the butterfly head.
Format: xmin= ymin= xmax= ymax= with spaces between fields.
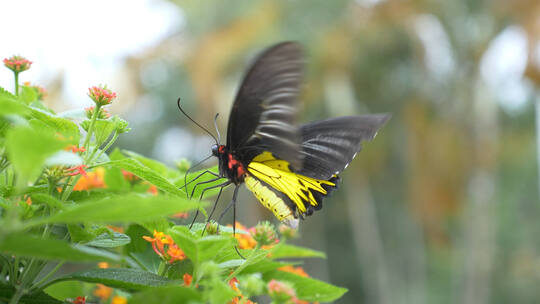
xmin=212 ymin=144 xmax=226 ymax=157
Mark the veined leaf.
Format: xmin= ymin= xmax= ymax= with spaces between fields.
xmin=106 ymin=158 xmax=185 ymax=197
xmin=0 ymin=233 xmax=120 ymax=262
xmin=27 ymin=107 xmax=80 ymax=143
xmin=263 ymin=271 xmax=348 ymax=302
xmin=84 ymin=232 xmax=131 ymax=248
xmin=51 ymin=268 xmax=174 ymax=290
xmin=33 ymin=194 xmax=203 ymax=225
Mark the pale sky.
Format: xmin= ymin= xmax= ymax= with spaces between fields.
xmin=0 ymin=0 xmax=182 ymax=106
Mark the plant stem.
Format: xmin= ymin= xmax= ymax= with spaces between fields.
xmin=14 ymin=72 xmax=19 ymax=96
xmin=90 ymin=131 xmax=118 ymax=163
xmin=157 ymin=262 xmax=167 ymax=276
xmin=9 ymin=286 xmax=24 ymax=304
xmin=82 ymin=104 xmax=101 ymax=152
xmin=31 ymin=261 xmax=64 ymax=291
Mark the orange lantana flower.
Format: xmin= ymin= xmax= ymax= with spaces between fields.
xmin=66 ymin=145 xmax=86 ymax=153
xmin=183 ymin=273 xmax=193 ymax=286
xmin=143 ymin=230 xmax=186 ymax=264
xmin=111 ymin=296 xmax=127 ymax=304
xmin=233 ymin=222 xmax=257 ymax=250
xmin=278 ymin=265 xmax=309 ymax=277
xmin=73 ymin=167 xmax=106 ymax=191
xmin=93 ymin=284 xmax=112 ymax=300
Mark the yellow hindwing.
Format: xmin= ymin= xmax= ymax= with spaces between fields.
xmin=246 ymin=152 xmax=335 ymax=214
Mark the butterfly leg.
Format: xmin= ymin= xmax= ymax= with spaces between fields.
xmin=216 ymin=185 xmax=245 ymax=259
xmin=189 ymin=176 xmax=223 ymax=199
xmin=183 ymin=169 xmax=220 ymax=197
xmin=189 ymin=181 xmax=230 ymax=229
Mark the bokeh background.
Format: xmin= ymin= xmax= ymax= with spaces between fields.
xmin=3 ymin=0 xmax=540 ymax=303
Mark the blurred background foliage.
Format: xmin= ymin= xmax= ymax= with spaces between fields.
xmin=23 ymin=0 xmax=540 ymax=303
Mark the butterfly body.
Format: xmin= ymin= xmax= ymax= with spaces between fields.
xmin=192 ymin=42 xmax=389 ymax=227
xmin=212 ymin=144 xmax=247 ymax=184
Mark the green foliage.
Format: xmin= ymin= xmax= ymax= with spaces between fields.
xmin=0 ymin=61 xmax=346 ymax=304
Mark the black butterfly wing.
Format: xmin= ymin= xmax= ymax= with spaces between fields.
xmin=226 ymin=42 xmax=304 ymax=170
xmin=298 ymin=115 xmax=390 ymax=180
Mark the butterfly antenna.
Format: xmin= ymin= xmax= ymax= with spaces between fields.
xmin=177 ymin=98 xmax=219 ymax=144
xmin=213 ymin=113 xmax=221 ymax=144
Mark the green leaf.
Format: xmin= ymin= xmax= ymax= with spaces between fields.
xmin=125 ymin=224 xmax=151 ymax=253
xmin=67 ymin=223 xmax=96 ymax=243
xmin=93 ymin=119 xmax=116 ymax=146
xmin=169 ymin=226 xmax=234 ymax=268
xmin=168 ymin=226 xmax=197 ymax=263
xmin=6 ymin=126 xmax=67 ymax=182
xmin=270 ymin=244 xmax=326 ymax=259
xmin=107 ymin=158 xmax=185 ymax=197
xmin=123 ymin=150 xmax=179 ymax=179
xmin=54 ymin=268 xmax=174 ymax=290
xmin=84 ymin=232 xmax=131 ymax=248
xmin=104 ymin=166 xmax=130 ymax=191
xmin=19 ymin=85 xmax=38 ymax=104
xmin=27 ymin=107 xmax=80 ymax=143
xmin=0 ymin=96 xmax=29 ymax=116
xmin=45 ymin=151 xmax=83 ymax=167
xmin=33 ymin=194 xmax=202 ymax=225
xmin=198 ymin=236 xmax=235 ymax=263
xmin=43 ymin=281 xmax=84 ymax=301
xmin=0 ymin=282 xmax=63 ymax=304
xmin=207 ymin=278 xmax=237 ymax=304
xmin=264 ymin=271 xmax=348 ymax=302
xmin=0 ymin=233 xmax=119 ymax=262
xmin=129 ymin=286 xmax=202 ymax=304
xmin=227 ymin=248 xmax=269 ymax=279
xmin=29 ymin=193 xmax=64 ymax=209
xmin=235 ymin=260 xmax=291 ymax=275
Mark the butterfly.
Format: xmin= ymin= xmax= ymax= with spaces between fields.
xmin=182 ymin=41 xmax=389 ymax=228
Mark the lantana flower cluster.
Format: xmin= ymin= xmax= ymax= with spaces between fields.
xmin=3 ymin=55 xmax=32 ymax=73
xmin=143 ymin=230 xmax=186 ymax=264
xmin=88 ymin=85 xmax=117 ymax=106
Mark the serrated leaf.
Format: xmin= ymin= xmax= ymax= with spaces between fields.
xmin=32 ymin=194 xmax=203 ymax=225
xmin=264 ymin=271 xmax=348 ymax=302
xmin=0 ymin=233 xmax=119 ymax=262
xmin=84 ymin=232 xmax=131 ymax=248
xmin=54 ymin=268 xmax=173 ymax=290
xmin=84 ymin=231 xmax=131 ymax=248
xmin=0 ymin=282 xmax=63 ymax=304
xmin=129 ymin=286 xmax=202 ymax=304
xmin=107 ymin=158 xmax=185 ymax=197
xmin=270 ymin=244 xmax=326 ymax=259
xmin=27 ymin=107 xmax=80 ymax=143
